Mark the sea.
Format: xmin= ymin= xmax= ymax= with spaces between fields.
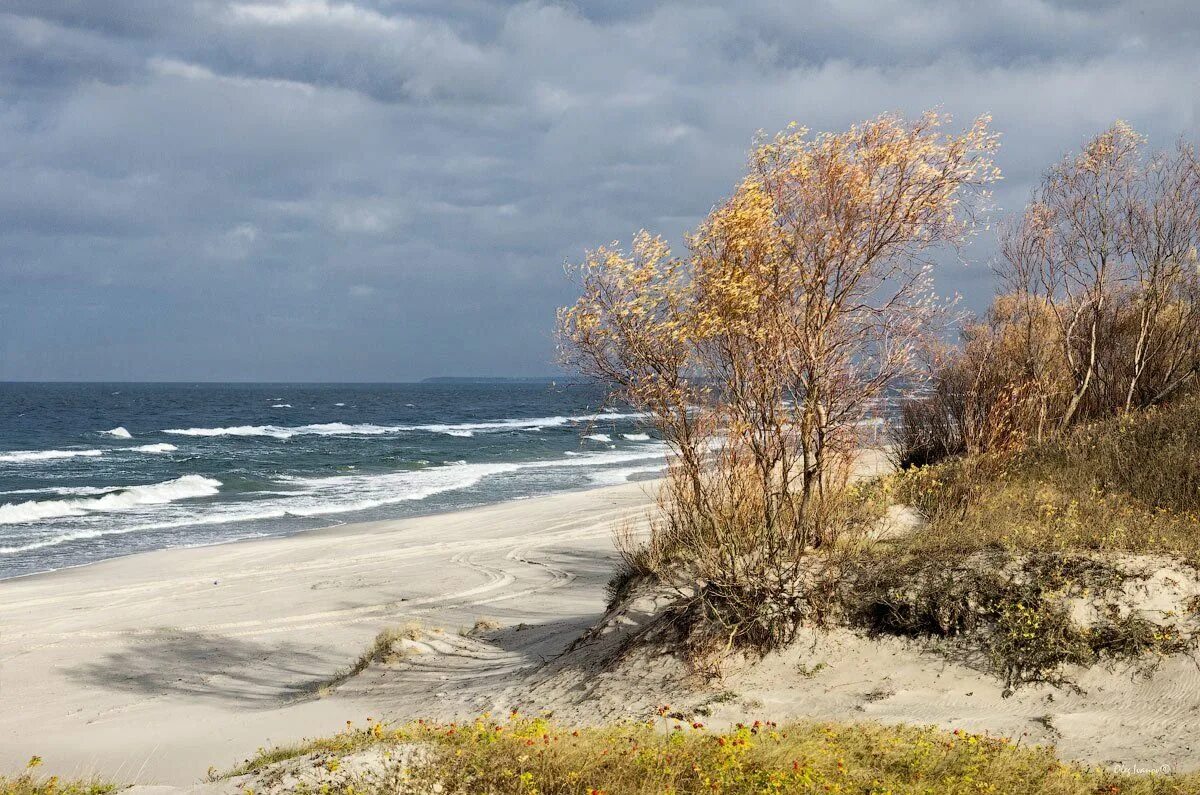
xmin=0 ymin=382 xmax=667 ymax=580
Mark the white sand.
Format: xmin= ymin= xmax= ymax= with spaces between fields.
xmin=0 ymin=482 xmax=655 ymax=785
xmin=3 ymin=452 xmax=1198 ymax=787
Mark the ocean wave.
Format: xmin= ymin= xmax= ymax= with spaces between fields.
xmin=0 ymin=485 xmax=125 ymax=498
xmin=132 ymin=443 xmax=178 ymax=454
xmin=416 ymin=412 xmax=646 ymax=436
xmin=588 ymin=464 xmax=664 ymax=486
xmin=0 ymin=445 xmax=669 ymax=555
xmin=622 ymin=433 xmax=651 ymax=441
xmin=0 ymin=475 xmax=221 ymax=526
xmin=583 ymin=433 xmax=613 ymax=442
xmin=162 ymin=422 xmax=398 ymax=439
xmin=0 ymin=449 xmax=105 ymax=464
xmin=103 ymin=427 xmax=132 ymax=438
xmin=160 ymin=412 xmax=650 ymax=440
xmin=271 ymin=403 xmax=292 ymax=408
xmin=533 ymin=446 xmax=665 ymax=470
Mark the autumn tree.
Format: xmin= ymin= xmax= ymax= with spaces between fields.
xmin=558 ymin=112 xmax=999 ymax=651
xmin=999 ymin=122 xmax=1200 ymax=427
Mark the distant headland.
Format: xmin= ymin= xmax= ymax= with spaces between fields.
xmin=420 ymin=376 xmax=563 ymax=384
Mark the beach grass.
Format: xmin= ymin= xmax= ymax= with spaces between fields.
xmin=0 ymin=759 xmax=113 ymax=795
xmin=891 ymin=390 xmax=1200 ymax=561
xmin=219 ymin=715 xmax=1200 ymax=793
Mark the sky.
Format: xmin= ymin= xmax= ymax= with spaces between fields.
xmin=1 ymin=1 xmax=1197 ymax=381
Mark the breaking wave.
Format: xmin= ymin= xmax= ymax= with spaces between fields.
xmin=132 ymin=443 xmax=178 ymax=454
xmin=588 ymin=464 xmax=665 ymax=486
xmin=0 ymin=475 xmax=221 ymax=527
xmin=162 ymin=412 xmax=649 ymax=440
xmin=0 ymin=449 xmax=105 ymax=464
xmin=0 ymin=445 xmax=666 ymax=554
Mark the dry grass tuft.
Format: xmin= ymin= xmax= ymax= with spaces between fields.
xmin=461 ymin=617 xmax=502 ymax=637
xmin=315 ymin=622 xmax=425 ymax=696
xmin=0 ymin=758 xmax=113 ymax=795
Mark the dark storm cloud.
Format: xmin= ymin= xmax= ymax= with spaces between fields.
xmin=1 ymin=1 xmax=1197 ymax=380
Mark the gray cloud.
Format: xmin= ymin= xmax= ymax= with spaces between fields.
xmin=1 ymin=1 xmax=1197 ymax=379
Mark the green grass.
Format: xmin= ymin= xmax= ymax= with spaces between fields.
xmin=218 ymin=715 xmax=1200 ymax=793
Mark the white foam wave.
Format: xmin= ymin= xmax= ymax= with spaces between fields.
xmin=0 ymin=485 xmax=124 ymax=498
xmin=0 ymin=475 xmax=221 ymax=527
xmin=163 ymin=422 xmax=398 ymax=439
xmin=0 ymin=449 xmax=104 ymax=464
xmin=103 ymin=427 xmax=133 ymax=438
xmin=588 ymin=464 xmax=664 ymax=486
xmin=280 ymin=462 xmax=521 ymax=518
xmin=132 ymin=443 xmax=178 ymax=454
xmin=583 ymin=433 xmax=613 ymax=442
xmin=419 ymin=412 xmax=646 ymax=435
xmin=271 ymin=403 xmax=292 ymax=408
xmin=0 ymin=445 xmax=668 ymax=556
xmin=528 ymin=446 xmax=666 ymax=470
xmin=622 ymin=433 xmax=651 ymax=441
xmin=161 ymin=412 xmax=650 ymax=440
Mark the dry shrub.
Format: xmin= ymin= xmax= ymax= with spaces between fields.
xmin=559 ymin=112 xmax=998 ymax=660
xmin=894 ymin=295 xmax=1074 ymax=468
xmin=615 ymin=454 xmax=885 ymax=658
xmin=851 ymin=547 xmax=1196 ymax=692
xmin=898 ymin=123 xmax=1200 ymax=468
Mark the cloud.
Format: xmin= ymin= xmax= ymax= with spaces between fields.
xmin=1 ymin=1 xmax=1197 ymax=379
xmin=207 ymin=223 xmax=259 ymax=260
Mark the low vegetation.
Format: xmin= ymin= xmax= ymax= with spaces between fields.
xmin=558 ymin=112 xmax=1200 ymax=700
xmin=847 ymin=391 xmax=1200 ymax=690
xmin=0 ymin=759 xmax=113 ymax=795
xmin=217 ymin=715 xmax=1200 ymax=794
xmin=894 ymin=391 xmax=1200 ymax=561
xmin=315 ymin=623 xmax=425 ymax=695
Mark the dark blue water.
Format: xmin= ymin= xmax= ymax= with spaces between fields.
xmin=0 ymin=383 xmax=664 ymax=579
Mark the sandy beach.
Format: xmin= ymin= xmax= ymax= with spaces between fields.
xmin=5 ymin=449 xmax=1200 ymax=788
xmin=0 ymin=481 xmax=657 ymax=785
